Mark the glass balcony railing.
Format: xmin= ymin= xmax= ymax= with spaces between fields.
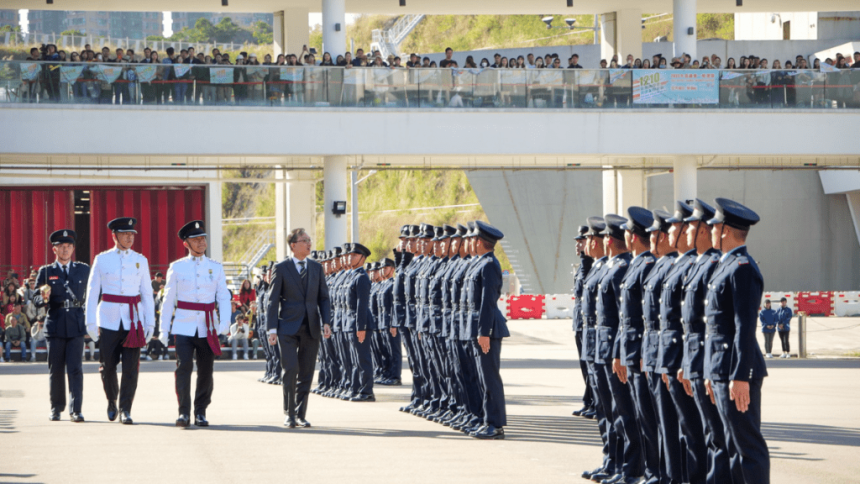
xmin=1 ymin=61 xmax=857 ymax=110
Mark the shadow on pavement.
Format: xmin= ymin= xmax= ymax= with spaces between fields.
xmin=763 ymin=422 xmax=860 ymax=447
xmin=505 ymin=415 xmax=602 ymax=446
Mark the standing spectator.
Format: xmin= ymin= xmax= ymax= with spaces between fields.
xmin=30 ymin=317 xmax=47 ymax=362
xmin=759 ymin=299 xmax=777 ymax=358
xmin=229 ymin=313 xmax=250 ymax=360
xmin=247 ymin=301 xmax=260 ymax=359
xmin=82 ymin=332 xmax=97 ymax=361
xmin=151 ymin=272 xmax=164 ymax=298
xmin=439 ymin=47 xmax=455 ymax=68
xmin=776 ymin=297 xmax=793 ymax=358
xmin=238 ymin=279 xmax=256 ymax=311
xmin=4 ymin=310 xmax=28 ymax=362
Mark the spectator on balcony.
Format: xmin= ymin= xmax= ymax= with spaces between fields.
xmin=320 ymin=52 xmax=334 ymax=66
xmin=3 ymin=308 xmax=28 ymax=362
xmin=351 ymin=48 xmax=367 ymax=67
xmin=339 ymin=52 xmax=351 ymax=66
xmin=776 ymin=298 xmax=793 ymax=358
xmin=568 ymin=54 xmax=582 ymax=69
xmin=759 ymin=299 xmax=777 ymax=358
xmin=229 ymin=313 xmax=251 ymax=360
xmin=440 ymin=47 xmax=455 ymax=68
xmin=238 ymin=279 xmax=256 ymax=312
xmin=30 ymin=317 xmax=46 ymax=362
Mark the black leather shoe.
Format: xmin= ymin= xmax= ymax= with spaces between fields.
xmin=399 ymin=405 xmax=412 ymax=413
xmin=598 ymin=474 xmax=623 ymax=484
xmin=49 ymin=410 xmax=61 ymax=421
xmin=107 ymin=401 xmax=118 ymax=422
xmin=582 ymin=409 xmax=597 ymax=419
xmin=70 ymin=412 xmax=85 ymax=423
xmin=349 ymin=394 xmax=376 ymax=402
xmin=588 ymin=472 xmax=610 ymax=482
xmin=462 ymin=424 xmax=484 ymax=435
xmin=296 ymin=418 xmax=312 ymax=428
xmin=618 ymin=477 xmax=644 ymax=484
xmin=573 ymin=405 xmax=588 ymax=416
xmin=388 ymin=379 xmax=402 ymax=386
xmin=176 ymin=415 xmax=190 ymax=427
xmin=284 ymin=416 xmax=297 ymax=428
xmin=194 ymin=415 xmax=209 ymax=427
xmin=120 ymin=411 xmax=133 ymax=425
xmin=471 ymin=425 xmax=505 ymax=440
xmin=581 ymin=467 xmax=603 ymax=479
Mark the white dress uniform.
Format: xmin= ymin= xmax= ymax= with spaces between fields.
xmin=159 ymin=255 xmax=231 ymax=339
xmin=85 ymin=247 xmax=156 ymax=338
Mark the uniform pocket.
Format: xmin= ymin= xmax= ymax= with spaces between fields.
xmin=584 ymin=328 xmax=596 ymax=360
xmin=708 ymin=334 xmax=732 ymax=377
xmin=623 ymin=326 xmax=642 ymax=363
xmin=642 ymin=331 xmax=659 ymax=368
xmin=597 ymin=326 xmax=613 ymax=360
xmin=686 ymin=332 xmax=705 ymax=374
xmin=660 ymin=330 xmax=682 ymax=369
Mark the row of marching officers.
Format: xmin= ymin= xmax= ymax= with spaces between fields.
xmin=573 ymin=198 xmax=770 ymax=484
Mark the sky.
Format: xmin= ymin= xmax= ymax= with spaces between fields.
xmin=19 ymin=9 xmax=360 ymax=36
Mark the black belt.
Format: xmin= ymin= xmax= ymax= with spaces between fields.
xmin=52 ymin=300 xmax=83 ymax=309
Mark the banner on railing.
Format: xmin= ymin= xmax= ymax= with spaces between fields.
xmin=210 ymin=67 xmax=232 ymax=84
xmin=279 ymin=67 xmax=304 ymax=82
xmin=60 ymin=65 xmax=85 ymax=83
xmin=173 ymin=64 xmax=191 ymax=78
xmin=633 ymin=69 xmax=719 ymax=104
xmin=96 ymin=65 xmax=123 ymax=83
xmin=20 ymin=62 xmax=41 ymax=81
xmin=136 ymin=64 xmax=157 ymax=83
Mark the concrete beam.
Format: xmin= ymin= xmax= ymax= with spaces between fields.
xmin=274 ymin=8 xmax=310 ymax=58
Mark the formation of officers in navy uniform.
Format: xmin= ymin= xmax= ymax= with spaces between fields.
xmin=573 ymin=198 xmax=770 ymax=484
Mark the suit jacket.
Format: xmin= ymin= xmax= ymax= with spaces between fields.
xmin=266 ymin=258 xmax=331 ymax=339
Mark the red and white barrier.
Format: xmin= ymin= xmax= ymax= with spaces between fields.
xmin=545 ymin=294 xmax=574 ymax=319
xmin=760 ymin=291 xmax=796 ymax=311
xmin=834 ymin=291 xmax=860 ymax=317
xmin=507 ymin=295 xmax=546 ymax=320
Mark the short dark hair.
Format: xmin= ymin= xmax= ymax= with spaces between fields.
xmin=780 ymin=297 xmax=787 ymax=303
xmin=445 ymin=47 xmax=453 ymax=53
xmin=765 ymin=299 xmax=771 ymax=304
xmin=288 ymin=228 xmax=307 ymax=245
xmin=166 ymin=47 xmax=174 ymax=55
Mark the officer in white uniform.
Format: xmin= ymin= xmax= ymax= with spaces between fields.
xmin=85 ymin=217 xmax=155 ymax=425
xmin=159 ymin=220 xmax=231 ymax=428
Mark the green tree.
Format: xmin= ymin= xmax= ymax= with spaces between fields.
xmin=59 ymin=29 xmax=84 ymax=37
xmin=213 ymin=17 xmax=243 ymax=43
xmin=252 ymin=20 xmax=273 ymax=44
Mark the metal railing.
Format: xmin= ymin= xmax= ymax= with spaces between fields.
xmin=371 ymin=14 xmax=425 ymax=59
xmin=2 ymin=61 xmax=858 ymax=110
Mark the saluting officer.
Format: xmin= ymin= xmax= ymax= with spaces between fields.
xmin=159 ymin=220 xmax=231 ymax=428
xmin=85 ymin=217 xmax=155 ymax=425
xmin=35 ymin=229 xmax=90 ymax=422
xmin=571 ymin=224 xmax=595 ymax=418
xmin=704 ymin=198 xmax=770 ymax=484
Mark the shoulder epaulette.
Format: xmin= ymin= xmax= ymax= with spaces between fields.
xmin=735 ymin=256 xmax=750 ymax=265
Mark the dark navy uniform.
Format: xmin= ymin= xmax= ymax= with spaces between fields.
xmin=35 ymin=229 xmax=89 ymax=421
xmin=572 ymin=224 xmax=595 ymax=416
xmin=344 ymin=244 xmax=374 ymax=400
xmin=377 ymin=258 xmax=401 ymax=384
xmin=705 ymin=198 xmax=770 ymax=484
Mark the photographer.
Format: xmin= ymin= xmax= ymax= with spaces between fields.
xmin=30 ymin=317 xmax=47 ymax=362
xmin=3 ymin=307 xmax=28 ymax=362
xmin=229 ymin=313 xmax=250 ymax=360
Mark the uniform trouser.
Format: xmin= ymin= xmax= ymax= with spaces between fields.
xmin=320 ymin=335 xmax=337 ymax=388
xmin=435 ymin=334 xmax=453 ymax=412
xmin=649 ymin=372 xmax=683 ymax=484
xmin=691 ymin=377 xmax=737 ymax=484
xmin=474 ymin=338 xmax=506 ymax=428
xmin=459 ymin=339 xmax=484 ymax=420
xmin=575 ymin=330 xmax=594 ymax=408
xmin=444 ymin=338 xmax=463 ymax=415
xmin=174 ymin=334 xmax=215 ymax=416
xmin=400 ymin=328 xmax=422 ymax=406
xmin=588 ymin=360 xmax=618 ymax=475
xmin=348 ymin=331 xmax=374 ymax=396
xmin=712 ymin=379 xmax=770 ymax=484
xmin=423 ymin=334 xmax=446 ymax=412
xmin=412 ymin=331 xmax=432 ymax=407
xmin=99 ymin=326 xmax=140 ymax=413
xmin=336 ymin=331 xmax=353 ymax=391
xmin=259 ymin=326 xmax=272 ymax=377
xmin=602 ymin=362 xmax=644 ymax=478
xmin=371 ymin=330 xmax=385 ymax=378
xmin=666 ymin=374 xmax=708 ymax=484
xmin=385 ymin=329 xmax=403 ymax=380
xmin=763 ymin=332 xmax=775 ymax=354
xmin=272 ymin=338 xmax=283 ymax=378
xmin=317 ymin=330 xmax=328 ymax=386
xmin=629 ymin=368 xmax=660 ymax=484
xmin=778 ymin=331 xmax=790 ymax=354
xmin=47 ymin=336 xmax=84 ymax=414
xmin=278 ymin=324 xmax=319 ymax=419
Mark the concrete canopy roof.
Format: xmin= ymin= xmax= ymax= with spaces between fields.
xmin=17 ymin=0 xmax=860 ymax=14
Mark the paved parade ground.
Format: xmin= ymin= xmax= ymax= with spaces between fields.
xmin=2 ymin=319 xmax=859 ymax=484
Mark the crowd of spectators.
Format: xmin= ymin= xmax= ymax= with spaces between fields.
xmin=16 ymin=43 xmax=860 ymax=107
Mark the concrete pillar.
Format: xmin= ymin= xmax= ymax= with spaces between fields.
xmin=673 ymin=0 xmax=697 ymax=61
xmin=273 ymin=7 xmax=309 ymax=57
xmin=602 ymin=167 xmax=617 ymax=215
xmin=616 ymin=169 xmax=645 ymax=211
xmin=324 ymin=156 xmax=348 ymax=250
xmin=600 ymin=9 xmax=642 ymax=63
xmin=673 ymin=156 xmax=698 ymax=202
xmin=206 ymin=181 xmax=224 ymax=262
xmin=322 ymin=0 xmax=346 ymax=58
xmin=275 ymin=169 xmax=316 ymax=260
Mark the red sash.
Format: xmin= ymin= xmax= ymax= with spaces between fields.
xmin=177 ymin=301 xmax=221 ymax=356
xmin=102 ymin=294 xmax=146 ymax=348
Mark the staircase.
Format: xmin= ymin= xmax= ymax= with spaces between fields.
xmin=224 ymin=229 xmax=275 ymax=291
xmin=371 ymin=14 xmax=425 ymax=59
xmin=498 ymin=239 xmax=535 ymax=295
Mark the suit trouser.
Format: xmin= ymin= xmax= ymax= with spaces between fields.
xmin=691 ymin=377 xmax=738 ymax=484
xmin=666 ymin=374 xmax=708 ymax=484
xmin=174 ymin=334 xmax=215 ymax=416
xmin=99 ymin=326 xmax=140 ymax=412
xmin=474 ymin=338 xmax=506 ymax=428
xmin=649 ymin=372 xmax=683 ymax=484
xmin=575 ymin=330 xmax=594 ymax=408
xmin=602 ymin=362 xmax=644 ymax=478
xmin=348 ymin=331 xmax=374 ymax=396
xmin=588 ymin=360 xmax=618 ymax=475
xmin=459 ymin=339 xmax=484 ymax=420
xmin=278 ymin=324 xmax=320 ymax=419
xmin=629 ymin=368 xmax=660 ymax=484
xmin=385 ymin=329 xmax=402 ymax=380
xmin=712 ymin=379 xmax=770 ymax=484
xmin=47 ymin=336 xmax=84 ymax=414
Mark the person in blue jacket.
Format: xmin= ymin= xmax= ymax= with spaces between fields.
xmin=759 ymin=300 xmax=777 ymax=358
xmin=775 ymin=298 xmax=793 ymax=358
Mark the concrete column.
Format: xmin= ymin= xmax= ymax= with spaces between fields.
xmin=616 ymin=169 xmax=645 ymax=211
xmin=273 ymin=7 xmax=309 ymax=57
xmin=275 ymin=168 xmax=317 ymax=259
xmin=673 ymin=156 xmax=697 ymax=202
xmin=322 ymin=0 xmax=346 ymax=58
xmin=600 ymin=10 xmax=642 ymax=63
xmin=602 ymin=167 xmax=617 ymax=215
xmin=673 ymin=0 xmax=697 ymax=61
xmin=206 ymin=181 xmax=224 ymax=262
xmin=599 ymin=13 xmax=617 ymax=62
xmin=324 ymin=156 xmax=348 ymax=250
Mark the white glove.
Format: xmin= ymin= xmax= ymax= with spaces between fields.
xmin=144 ymin=328 xmax=154 ymax=342
xmin=219 ymin=323 xmax=230 ymax=336
xmin=87 ymin=327 xmax=99 ymax=343
xmin=159 ymin=331 xmax=169 ymax=348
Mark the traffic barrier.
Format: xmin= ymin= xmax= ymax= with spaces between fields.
xmin=795 ymin=291 xmax=834 ymax=316
xmin=545 ymin=294 xmax=574 ymax=319
xmin=834 ymin=291 xmax=860 ymax=317
xmin=507 ymin=295 xmax=546 ymax=320
xmin=760 ymin=291 xmax=795 ymax=311
xmin=497 ymin=296 xmax=509 ymax=316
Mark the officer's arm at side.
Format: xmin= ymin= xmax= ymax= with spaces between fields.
xmin=84 ymin=255 xmax=102 ymax=336
xmin=158 ymin=264 xmax=179 ymax=336
xmin=355 ymin=274 xmax=370 ymax=332
xmin=316 ymin=264 xmax=332 ymax=328
xmin=476 ymin=261 xmax=500 ymax=338
xmin=216 ymin=264 xmax=232 ymax=334
xmin=730 ymin=263 xmax=763 ymax=382
xmin=138 ymin=257 xmax=156 ymax=332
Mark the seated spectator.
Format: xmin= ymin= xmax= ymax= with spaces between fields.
xmin=2 ymin=282 xmax=17 ymax=307
xmin=5 ymin=302 xmax=30 ymax=336
xmin=4 ymin=311 xmax=28 ymax=362
xmin=759 ymin=299 xmax=777 ymax=358
xmin=229 ymin=313 xmax=250 ymax=360
xmin=30 ymin=317 xmax=46 ymax=362
xmin=144 ymin=322 xmax=169 ymax=361
xmin=238 ymin=279 xmax=256 ymax=312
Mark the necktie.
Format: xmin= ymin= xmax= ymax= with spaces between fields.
xmin=298 ymin=261 xmax=307 ymax=289
xmin=63 ymin=265 xmax=69 ymax=278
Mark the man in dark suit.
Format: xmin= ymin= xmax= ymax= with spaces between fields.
xmin=35 ymin=229 xmax=90 ymax=422
xmin=266 ymin=228 xmax=332 ymax=428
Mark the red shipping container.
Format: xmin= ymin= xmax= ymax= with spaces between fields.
xmin=795 ymin=291 xmax=834 ymax=316
xmin=507 ymin=295 xmax=546 ymax=320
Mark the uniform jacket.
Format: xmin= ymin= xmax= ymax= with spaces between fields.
xmin=427 ymin=257 xmax=449 ymax=334
xmin=579 ymin=257 xmax=608 ymax=363
xmin=656 ymin=249 xmax=696 ymax=373
xmin=681 ymin=248 xmax=722 ymax=379
xmin=704 ymin=246 xmax=767 ymax=382
xmin=759 ymin=308 xmax=777 ymax=333
xmin=266 ymin=257 xmax=331 ymax=339
xmin=618 ymin=251 xmax=656 ymax=366
xmin=641 ymin=253 xmax=677 ymax=372
xmin=378 ymin=278 xmax=395 ymax=330
xmin=403 ymin=255 xmax=425 ymax=329
xmin=391 ymin=252 xmax=414 ymax=328
xmin=330 ymin=270 xmax=348 ymax=332
xmin=451 ymin=256 xmax=473 ymax=341
xmin=595 ymin=252 xmax=632 ymax=363
xmin=344 ymin=267 xmax=371 ymax=332
xmin=572 ymin=256 xmax=594 ymax=332
xmin=472 ymin=252 xmax=509 ymax=340
xmin=160 ymin=255 xmax=232 ymax=337
xmin=439 ymin=255 xmax=462 ymax=339
xmin=35 ymin=261 xmax=89 ymax=339
xmin=85 ymin=248 xmax=156 ymax=333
